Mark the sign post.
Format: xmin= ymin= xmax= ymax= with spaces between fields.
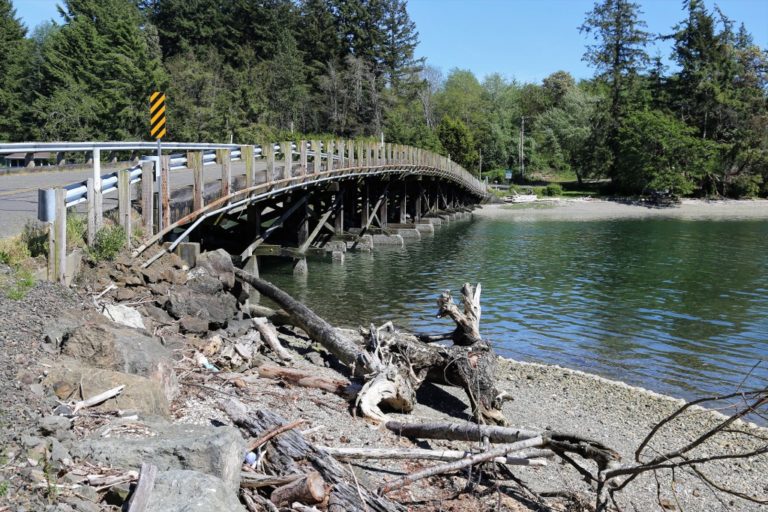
xmin=150 ymin=92 xmax=166 ymax=231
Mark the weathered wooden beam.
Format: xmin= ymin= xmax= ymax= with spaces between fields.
xmin=160 ymin=155 xmax=171 ymax=227
xmin=242 ymin=145 xmax=255 ymax=189
xmin=239 ymin=195 xmax=309 ymax=259
xmin=310 ymin=140 xmax=321 ymax=173
xmin=299 ymin=195 xmax=341 ymax=255
xmin=188 ymin=150 xmax=204 ymax=212
xmin=141 ymin=161 xmax=154 ymax=237
xmin=299 ymin=140 xmax=307 ymax=176
xmin=54 ymin=188 xmax=66 ymax=284
xmin=86 ymin=178 xmax=96 ymax=246
xmin=217 ymin=149 xmax=232 ymax=197
xmin=118 ymin=168 xmax=132 ymax=248
xmin=281 ymin=141 xmax=292 ymax=179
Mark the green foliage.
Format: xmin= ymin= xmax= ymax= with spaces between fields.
xmin=67 ymin=214 xmax=87 ymax=251
xmin=728 ymin=174 xmax=763 ymax=199
xmin=0 ymin=235 xmax=30 ymax=266
xmin=91 ymin=225 xmax=126 ymax=262
xmin=615 ymin=110 xmax=718 ymax=195
xmin=436 ymin=116 xmax=477 ymax=170
xmin=543 ymin=183 xmax=563 ymax=196
xmin=21 ymin=221 xmax=49 ymax=258
xmin=0 ymin=0 xmax=29 ymax=141
xmin=0 ymin=479 xmax=8 ymax=496
xmin=6 ymin=269 xmax=35 ymax=300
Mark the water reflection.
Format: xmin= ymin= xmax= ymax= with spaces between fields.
xmin=262 ymin=217 xmax=768 ymax=401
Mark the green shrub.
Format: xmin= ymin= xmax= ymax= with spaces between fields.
xmin=728 ymin=174 xmax=762 ymax=199
xmin=543 ymin=183 xmax=563 ymax=196
xmin=6 ymin=269 xmax=35 ymax=300
xmin=91 ymin=225 xmax=126 ymax=261
xmin=66 ymin=214 xmax=87 ymax=250
xmin=21 ymin=221 xmax=49 ymax=257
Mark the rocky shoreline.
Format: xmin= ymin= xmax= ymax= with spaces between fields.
xmin=0 ymin=244 xmax=766 ymax=511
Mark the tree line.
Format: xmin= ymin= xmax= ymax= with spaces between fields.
xmin=0 ymin=0 xmax=766 ymax=197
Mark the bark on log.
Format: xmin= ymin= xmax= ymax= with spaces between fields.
xmin=435 ymin=283 xmax=482 ymax=346
xmin=385 ymin=421 xmax=539 ymax=444
xmin=256 ymin=364 xmax=360 ymax=397
xmin=270 ymin=471 xmax=326 ymax=507
xmin=321 ymin=446 xmax=549 ymax=466
xmin=221 ymin=398 xmax=405 ymax=512
xmin=240 ymin=472 xmax=303 ymax=489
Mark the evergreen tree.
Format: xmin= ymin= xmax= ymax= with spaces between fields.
xmin=437 ymin=116 xmax=477 ymax=170
xmin=379 ymin=0 xmax=423 ymax=89
xmin=0 ymin=0 xmax=29 ymax=141
xmin=580 ymin=0 xmax=649 ymax=180
xmin=34 ymin=0 xmax=166 ymax=140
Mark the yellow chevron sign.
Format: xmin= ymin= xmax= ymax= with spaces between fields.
xmin=150 ymin=92 xmax=166 ymax=140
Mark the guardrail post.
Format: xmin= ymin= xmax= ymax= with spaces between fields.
xmin=310 ymin=141 xmax=320 ymax=173
xmin=141 ymin=161 xmax=154 ymax=237
xmin=161 ymin=155 xmax=171 ymax=227
xmin=325 ymin=140 xmax=334 ymax=171
xmin=263 ymin=142 xmax=275 ymax=182
xmin=53 ymin=188 xmax=66 ymax=284
xmin=86 ymin=178 xmax=96 ymax=246
xmin=346 ymin=140 xmax=354 ymax=167
xmin=337 ymin=140 xmax=345 ymax=168
xmin=92 ymin=148 xmax=103 ymax=230
xmin=280 ymin=142 xmax=291 ymax=179
xmin=299 ymin=140 xmax=307 ymax=176
xmin=188 ymin=150 xmax=204 ymax=212
xmin=118 ymin=168 xmax=132 ymax=248
xmin=242 ymin=145 xmax=255 ymax=189
xmin=217 ymin=149 xmax=232 ymax=197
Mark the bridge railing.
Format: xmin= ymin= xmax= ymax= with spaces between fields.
xmin=0 ymin=140 xmax=487 ymax=282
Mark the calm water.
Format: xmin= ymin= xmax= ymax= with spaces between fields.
xmin=261 ymin=217 xmax=768 ymax=401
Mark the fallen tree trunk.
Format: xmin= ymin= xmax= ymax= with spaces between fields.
xmin=270 ymin=471 xmax=326 ymax=507
xmin=320 ymin=446 xmax=550 ymax=466
xmin=234 ymin=269 xmax=507 ymax=425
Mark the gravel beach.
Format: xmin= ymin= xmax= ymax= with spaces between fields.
xmin=477 ymin=198 xmax=768 ymax=221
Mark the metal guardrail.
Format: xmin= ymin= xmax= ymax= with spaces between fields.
xmin=1 ymin=141 xmax=487 ymax=223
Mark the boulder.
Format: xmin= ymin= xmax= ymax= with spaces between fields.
xmin=180 ymin=316 xmax=209 ymax=335
xmin=166 ymin=286 xmax=237 ymax=329
xmin=196 ymin=249 xmax=235 ymax=289
xmin=72 ymin=421 xmax=245 ymax=493
xmin=44 ymin=359 xmax=170 ymax=418
xmin=147 ymin=470 xmax=245 ymax=512
xmin=60 ymin=312 xmax=177 ymax=400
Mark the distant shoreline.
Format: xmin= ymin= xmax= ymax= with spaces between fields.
xmin=477 ymin=197 xmax=768 ymax=221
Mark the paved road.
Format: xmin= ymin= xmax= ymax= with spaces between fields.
xmin=0 ymin=162 xmax=255 ymax=239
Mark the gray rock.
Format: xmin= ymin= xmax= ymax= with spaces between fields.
xmin=196 ymin=249 xmax=235 ymax=289
xmin=72 ymin=421 xmax=245 ymax=492
xmin=179 ymin=316 xmax=209 ymax=335
xmin=50 ymin=438 xmax=71 ymax=466
xmin=39 ymin=415 xmax=71 ymax=436
xmin=147 ymin=470 xmax=245 ymax=512
xmin=59 ymin=311 xmax=177 ymax=401
xmin=45 ymin=359 xmax=170 ymax=418
xmin=166 ymin=287 xmax=237 ymax=328
xmin=101 ymin=304 xmax=145 ymax=330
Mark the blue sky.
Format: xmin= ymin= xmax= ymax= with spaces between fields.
xmin=12 ymin=0 xmax=768 ymax=84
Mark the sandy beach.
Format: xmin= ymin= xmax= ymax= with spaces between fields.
xmin=477 ymin=198 xmax=768 ymax=221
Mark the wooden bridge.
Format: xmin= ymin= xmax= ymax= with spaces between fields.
xmin=0 ymin=140 xmax=488 ymax=284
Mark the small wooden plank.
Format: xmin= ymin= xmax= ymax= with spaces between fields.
xmin=141 ymin=161 xmax=154 ymax=237
xmin=126 ymin=462 xmax=158 ymax=512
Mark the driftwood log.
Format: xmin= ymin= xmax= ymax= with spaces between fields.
xmin=222 ymin=398 xmax=404 ymax=512
xmin=269 ymin=471 xmax=326 ymax=507
xmin=234 ymin=269 xmax=507 ymax=425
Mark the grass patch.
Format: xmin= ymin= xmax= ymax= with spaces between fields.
xmin=5 ymin=269 xmax=35 ymax=300
xmin=0 ymin=235 xmax=31 ymax=267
